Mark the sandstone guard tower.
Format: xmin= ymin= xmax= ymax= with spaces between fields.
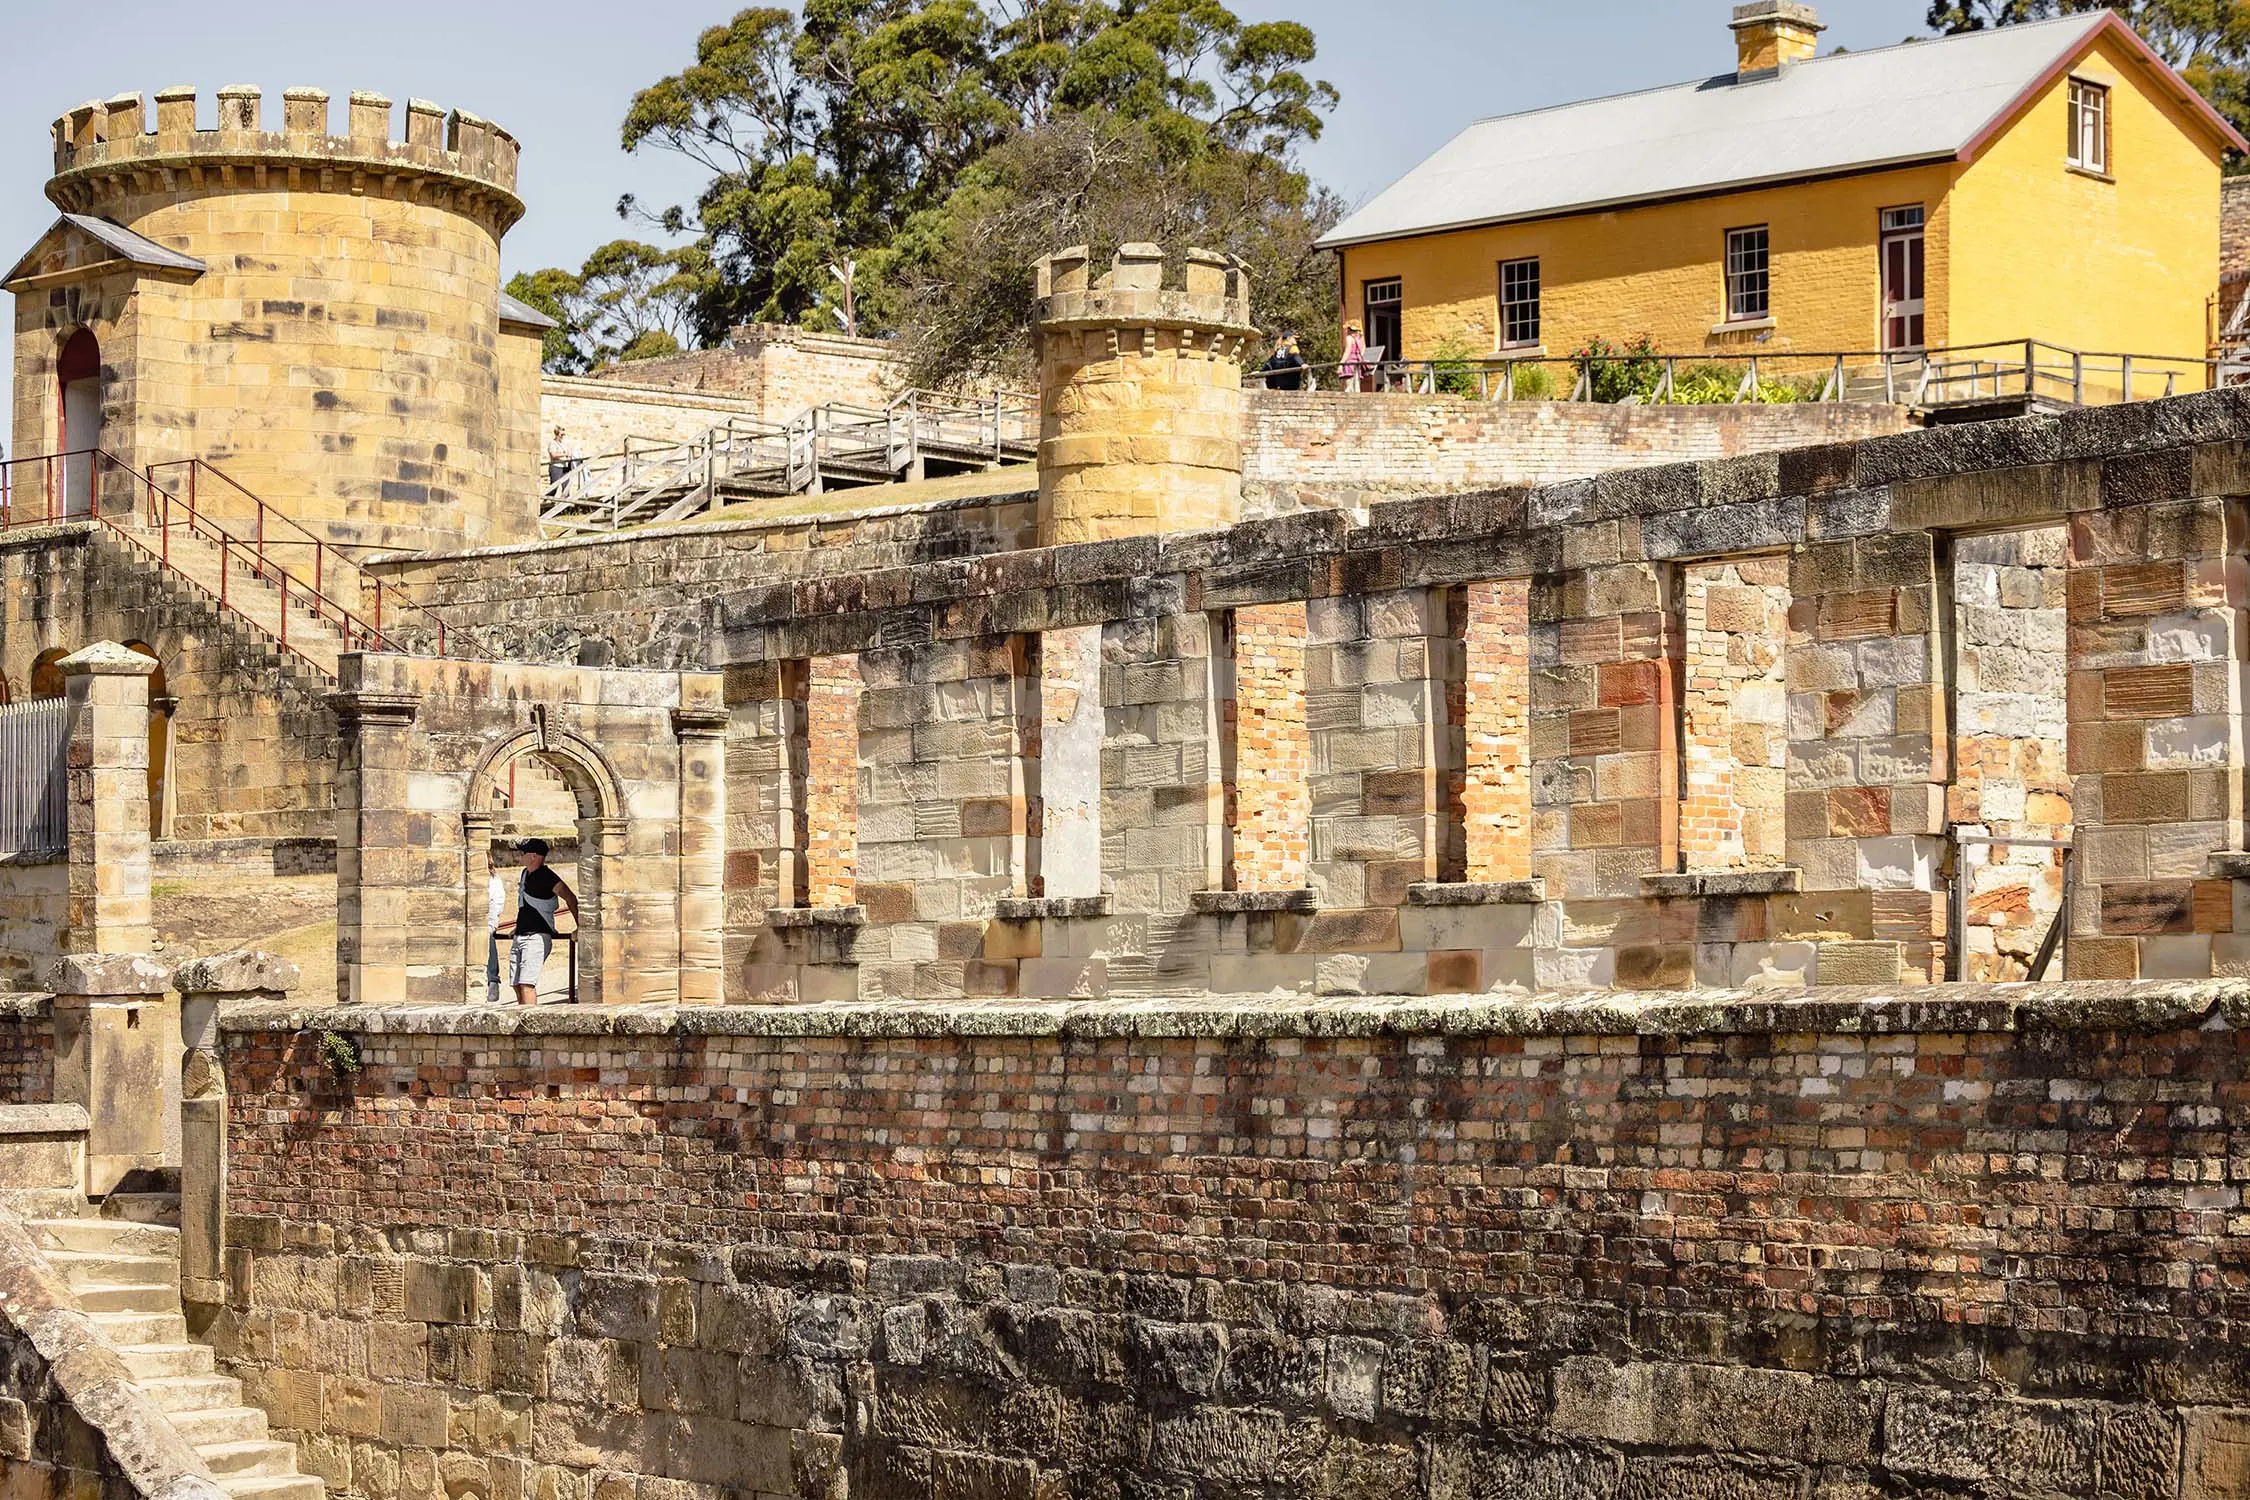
xmin=1032 ymin=243 xmax=1256 ymax=544
xmin=5 ymin=86 xmax=547 ymax=552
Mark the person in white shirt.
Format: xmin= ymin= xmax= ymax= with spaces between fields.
xmin=484 ymin=859 xmax=509 ymax=1004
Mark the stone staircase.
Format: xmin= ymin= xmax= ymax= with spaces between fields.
xmin=115 ymin=518 xmax=349 ymax=678
xmin=24 ymin=1214 xmax=325 ymax=1500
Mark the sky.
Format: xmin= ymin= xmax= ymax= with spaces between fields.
xmin=0 ymin=0 xmax=1936 ymax=430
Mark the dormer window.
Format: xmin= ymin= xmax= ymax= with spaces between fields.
xmin=2068 ymin=78 xmax=2110 ymax=175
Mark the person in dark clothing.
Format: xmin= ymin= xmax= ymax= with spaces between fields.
xmin=1260 ymin=334 xmax=1308 ymax=391
xmin=495 ymin=837 xmax=579 ymax=1004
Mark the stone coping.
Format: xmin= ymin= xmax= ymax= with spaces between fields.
xmin=0 ymin=1104 xmax=89 ymax=1136
xmin=0 ymin=847 xmax=66 ymax=867
xmin=217 ymin=979 xmax=2250 ymax=1041
xmin=0 ymin=994 xmax=53 ymax=1020
xmin=995 ymin=895 xmax=1115 ymax=920
xmin=1191 ymin=889 xmax=1319 ymax=914
xmin=0 ymin=1210 xmax=227 ymax=1500
xmin=763 ymin=905 xmax=868 ymax=929
xmin=1643 ymin=869 xmax=1804 ymax=898
xmin=371 ymin=485 xmax=1036 ymax=567
xmin=1407 ymin=880 xmax=1548 ymax=906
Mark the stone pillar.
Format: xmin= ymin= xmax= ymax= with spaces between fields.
xmin=46 ymin=952 xmax=172 ymax=1197
xmin=58 ymin=642 xmax=156 ymax=956
xmin=330 ymin=682 xmax=422 ymax=1005
xmin=674 ymin=703 xmax=729 ymax=1005
xmin=173 ymin=950 xmax=297 ymax=1307
xmin=1033 ymin=243 xmax=1257 ymax=545
xmin=2071 ymin=484 xmax=2247 ymax=979
xmin=1038 ymin=624 xmax=1105 ymax=899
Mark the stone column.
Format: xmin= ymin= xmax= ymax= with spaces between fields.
xmin=58 ymin=642 xmax=156 ymax=956
xmin=46 ymin=951 xmax=172 ymax=1197
xmin=173 ymin=950 xmax=297 ymax=1308
xmin=330 ymin=682 xmax=422 ymax=1006
xmin=1104 ymin=612 xmax=1226 ymax=994
xmin=674 ymin=702 xmax=729 ymax=1005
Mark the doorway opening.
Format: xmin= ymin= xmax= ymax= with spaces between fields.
xmin=57 ymin=329 xmax=102 ymax=517
xmin=1880 ymin=206 xmax=1926 ymax=353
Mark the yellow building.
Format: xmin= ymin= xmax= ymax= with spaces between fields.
xmin=1317 ymin=4 xmax=2245 ymax=390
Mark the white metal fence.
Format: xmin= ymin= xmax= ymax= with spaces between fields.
xmin=0 ymin=698 xmax=68 ymax=857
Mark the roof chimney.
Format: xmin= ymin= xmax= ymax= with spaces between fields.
xmin=1731 ymin=1 xmax=1824 ymax=75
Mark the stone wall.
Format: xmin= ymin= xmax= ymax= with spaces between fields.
xmin=582 ymin=325 xmax=904 ymax=415
xmin=0 ymin=997 xmax=52 ymax=1104
xmin=2225 ymin=177 xmax=2250 ymax=279
xmin=208 ymin=988 xmax=2250 ymax=1500
xmin=0 ymin=857 xmax=68 ymax=994
xmin=1240 ymin=393 xmax=1915 ymax=511
xmin=0 ymin=524 xmax=337 ymax=841
xmin=541 ymin=377 xmax=770 ymax=460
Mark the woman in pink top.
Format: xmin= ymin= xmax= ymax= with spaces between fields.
xmin=1338 ymin=320 xmax=1371 ymax=392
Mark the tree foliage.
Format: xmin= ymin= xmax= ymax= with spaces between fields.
xmin=1926 ymin=0 xmax=2250 ymax=163
xmin=520 ymin=0 xmax=1339 ymax=377
xmin=506 ymin=242 xmax=709 ymax=374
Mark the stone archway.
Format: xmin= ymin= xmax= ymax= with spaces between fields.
xmin=330 ymin=654 xmax=727 ymax=1007
xmin=464 ymin=723 xmax=626 ymax=1004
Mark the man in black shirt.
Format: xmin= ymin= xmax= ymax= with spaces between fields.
xmin=1259 ymin=333 xmax=1308 ymax=391
xmin=495 ymin=837 xmax=579 ymax=1004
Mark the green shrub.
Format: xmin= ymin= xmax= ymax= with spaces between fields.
xmin=1507 ymin=362 xmax=1557 ymax=400
xmin=1572 ymin=334 xmax=1662 ymax=403
xmin=1427 ymin=336 xmax=1484 ymax=398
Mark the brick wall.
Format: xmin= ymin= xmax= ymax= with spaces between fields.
xmin=1241 ymin=393 xmax=1913 ymax=510
xmin=210 ymin=993 xmax=2250 ymax=1500
xmin=1230 ymin=603 xmax=1310 ymax=892
xmin=0 ymin=996 xmax=52 ymax=1103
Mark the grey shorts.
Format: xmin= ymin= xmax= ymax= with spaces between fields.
xmin=507 ymin=932 xmax=552 ymax=988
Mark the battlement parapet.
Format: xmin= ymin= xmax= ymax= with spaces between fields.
xmin=1033 ymin=243 xmax=1257 ymax=342
xmin=47 ymin=86 xmax=522 ymax=229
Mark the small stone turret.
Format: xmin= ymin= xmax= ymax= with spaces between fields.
xmin=1033 ymin=243 xmax=1258 ymax=545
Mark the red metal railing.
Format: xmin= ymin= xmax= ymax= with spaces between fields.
xmin=0 ymin=450 xmax=450 ymax=663
xmin=143 ymin=459 xmax=449 ymax=654
xmin=0 ymin=449 xmax=445 ymax=673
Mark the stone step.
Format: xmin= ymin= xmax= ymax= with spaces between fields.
xmin=28 ymin=1219 xmax=181 ymax=1256
xmin=117 ymin=1343 xmax=217 ymax=1380
xmin=88 ymin=1310 xmax=188 ymax=1346
xmin=46 ymin=1249 xmax=181 ymax=1291
xmin=139 ymin=1373 xmax=246 ymax=1414
xmin=2 ymin=1191 xmax=93 ymax=1220
xmin=74 ymin=1281 xmax=181 ymax=1315
xmin=219 ymin=1473 xmax=326 ymax=1500
xmin=101 ymin=1192 xmax=181 ymax=1226
xmin=173 ymin=1408 xmax=273 ymax=1447
xmin=196 ymin=1440 xmax=298 ymax=1479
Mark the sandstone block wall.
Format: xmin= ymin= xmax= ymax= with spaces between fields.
xmin=0 ymin=859 xmax=68 ymax=994
xmin=541 ymin=378 xmax=773 ymax=460
xmin=585 ymin=324 xmax=906 ymax=415
xmin=1240 ymin=393 xmax=1914 ymax=511
xmin=207 ymin=988 xmax=2250 ymax=1500
xmin=0 ymin=525 xmax=336 ymax=843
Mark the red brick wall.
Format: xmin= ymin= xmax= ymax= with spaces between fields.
xmin=0 ymin=997 xmax=52 ymax=1103
xmin=211 ymin=1002 xmax=2250 ymax=1499
xmin=1232 ymin=603 xmax=1310 ymax=891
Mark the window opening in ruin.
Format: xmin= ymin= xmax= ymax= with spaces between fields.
xmin=1680 ymin=557 xmax=1789 ymax=871
xmin=1228 ymin=603 xmax=1311 ymax=893
xmin=1945 ymin=526 xmax=2072 ymax=980
xmin=29 ymin=649 xmax=69 ymax=700
xmin=1038 ymin=624 xmax=1104 ymax=900
xmin=802 ymin=654 xmax=861 ymax=908
xmin=1453 ymin=579 xmax=1533 ymax=883
xmin=57 ymin=328 xmax=100 ymax=517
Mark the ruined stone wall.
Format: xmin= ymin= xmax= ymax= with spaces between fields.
xmin=210 ymin=990 xmax=2250 ymax=1500
xmin=0 ymin=997 xmax=53 ymax=1103
xmin=582 ymin=325 xmax=905 ymax=414
xmin=1240 ymin=393 xmax=1914 ymax=511
xmin=0 ymin=858 xmax=69 ymax=994
xmin=0 ymin=526 xmax=336 ymax=841
xmin=540 ymin=377 xmax=771 ymax=458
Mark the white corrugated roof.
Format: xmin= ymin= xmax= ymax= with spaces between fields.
xmin=1319 ymin=14 xmax=2124 ymax=248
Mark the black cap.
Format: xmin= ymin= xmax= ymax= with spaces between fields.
xmin=517 ymin=837 xmax=550 ymax=856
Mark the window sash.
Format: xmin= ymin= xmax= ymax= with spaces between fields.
xmin=1499 ymin=258 xmax=1541 ymax=347
xmin=2069 ymin=80 xmax=2109 ymax=173
xmin=1725 ymin=226 xmax=1770 ymax=322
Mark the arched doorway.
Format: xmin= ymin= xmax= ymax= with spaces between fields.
xmin=29 ymin=649 xmax=69 ymax=700
xmin=464 ymin=730 xmax=623 ymax=1005
xmin=58 ymin=329 xmax=101 ymax=517
xmin=124 ymin=642 xmax=173 ymax=840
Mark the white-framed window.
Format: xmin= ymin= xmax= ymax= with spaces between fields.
xmin=1362 ymin=278 xmax=1402 ymax=362
xmin=2068 ymin=78 xmax=2110 ymax=174
xmin=1725 ymin=226 xmax=1770 ymax=322
xmin=1499 ymin=257 xmax=1541 ymax=347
